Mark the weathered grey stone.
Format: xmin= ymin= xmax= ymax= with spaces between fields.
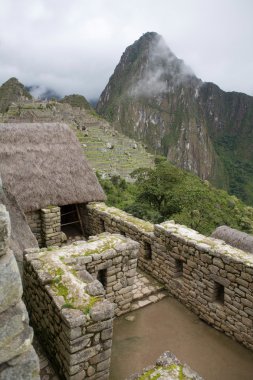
xmin=86 ymin=280 xmax=105 ymax=296
xmin=61 ymin=309 xmax=87 ymax=328
xmin=0 ymin=323 xmax=33 ymax=365
xmin=0 ymin=205 xmax=10 ymax=257
xmin=0 ymin=347 xmax=40 ymax=380
xmin=90 ymin=301 xmax=115 ymax=322
xmin=76 ymin=269 xmax=94 ymax=283
xmin=0 ymin=250 xmax=22 ymax=313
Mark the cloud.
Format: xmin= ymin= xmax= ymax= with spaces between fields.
xmin=0 ymin=0 xmax=252 ymax=99
xmin=130 ymin=35 xmax=195 ymax=97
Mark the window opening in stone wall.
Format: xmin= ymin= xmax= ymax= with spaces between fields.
xmin=97 ymin=269 xmax=107 ymax=288
xmin=100 ymin=218 xmax=106 ymax=232
xmin=175 ymin=259 xmax=183 ymax=278
xmin=213 ymin=281 xmax=224 ymax=304
xmin=61 ymin=204 xmax=84 ymax=240
xmin=144 ymin=242 xmax=152 ymax=260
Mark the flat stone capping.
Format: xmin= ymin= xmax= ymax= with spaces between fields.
xmin=23 ymin=233 xmax=139 ymax=379
xmin=127 ymin=351 xmax=203 ymax=380
xmin=156 ymin=221 xmax=253 ymax=266
xmin=87 ymin=202 xmax=154 ymax=233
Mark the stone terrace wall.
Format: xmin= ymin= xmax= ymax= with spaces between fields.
xmin=0 ymin=203 xmax=40 ymax=379
xmin=84 ymin=202 xmax=253 ymax=350
xmin=23 ymin=233 xmax=139 ymax=379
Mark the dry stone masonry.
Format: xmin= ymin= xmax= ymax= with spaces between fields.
xmin=41 ymin=206 xmax=62 ymax=247
xmin=26 ymin=206 xmax=62 ymax=248
xmin=0 ymin=201 xmax=40 ymax=379
xmin=84 ymin=202 xmax=253 ymax=350
xmin=23 ymin=233 xmax=139 ymax=379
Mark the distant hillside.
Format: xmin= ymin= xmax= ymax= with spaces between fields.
xmin=0 ymin=96 xmax=154 ymax=180
xmin=99 ymin=157 xmax=253 ymax=236
xmin=0 ymin=77 xmax=32 ymax=112
xmin=97 ymin=32 xmax=253 ymax=206
xmin=60 ymin=94 xmax=92 ymax=110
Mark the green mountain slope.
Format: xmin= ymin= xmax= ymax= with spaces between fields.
xmin=97 ymin=32 xmax=253 ymax=205
xmin=0 ymin=96 xmax=154 ymax=180
xmin=60 ymin=94 xmax=92 ymax=110
xmin=99 ymin=157 xmax=253 ymax=236
xmin=0 ymin=77 xmax=32 ymax=113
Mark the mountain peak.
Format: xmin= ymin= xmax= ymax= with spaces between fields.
xmin=97 ymin=32 xmax=196 ymax=108
xmin=0 ymin=77 xmax=32 ymax=113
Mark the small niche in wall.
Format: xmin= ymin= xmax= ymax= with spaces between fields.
xmin=144 ymin=242 xmax=152 ymax=260
xmin=100 ymin=218 xmax=106 ymax=232
xmin=213 ymin=281 xmax=224 ymax=305
xmin=174 ymin=259 xmax=184 ymax=278
xmin=120 ymin=231 xmax=126 ymax=236
xmin=97 ymin=269 xmax=107 ymax=288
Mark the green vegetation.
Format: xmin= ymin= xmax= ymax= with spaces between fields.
xmin=99 ymin=157 xmax=253 ymax=236
xmin=0 ymin=77 xmax=32 ymax=113
xmin=137 ymin=363 xmax=188 ymax=380
xmin=60 ymin=94 xmax=92 ymax=111
xmin=82 ymin=296 xmax=101 ymax=314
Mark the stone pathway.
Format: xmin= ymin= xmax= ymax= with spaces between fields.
xmin=131 ymin=269 xmax=168 ymax=311
xmin=33 ymin=269 xmax=168 ymax=379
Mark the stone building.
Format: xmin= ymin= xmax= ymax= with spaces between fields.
xmin=1 ymin=122 xmax=253 ymax=379
xmin=0 ymin=122 xmax=105 ymax=261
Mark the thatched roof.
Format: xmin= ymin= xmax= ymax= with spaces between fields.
xmin=211 ymin=226 xmax=253 ymax=254
xmin=0 ymin=123 xmax=105 ymax=212
xmin=0 ymin=185 xmax=38 ymax=266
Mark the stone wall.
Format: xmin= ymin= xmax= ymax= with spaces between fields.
xmin=84 ymin=202 xmax=253 ymax=351
xmin=26 ymin=210 xmax=42 ymax=246
xmin=80 ymin=203 xmax=154 ymax=272
xmin=23 ymin=233 xmax=139 ymax=379
xmin=26 ymin=206 xmax=62 ymax=248
xmin=41 ymin=206 xmax=62 ymax=247
xmin=0 ymin=203 xmax=40 ymax=379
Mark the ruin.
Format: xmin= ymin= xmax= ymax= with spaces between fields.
xmin=23 ymin=233 xmax=139 ymax=379
xmin=21 ymin=200 xmax=253 ymax=379
xmin=1 ymin=122 xmax=253 ymax=379
xmin=0 ymin=122 xmax=105 ymax=254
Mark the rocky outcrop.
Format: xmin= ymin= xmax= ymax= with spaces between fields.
xmin=97 ymin=32 xmax=253 ymax=205
xmin=0 ymin=185 xmax=39 ymax=379
xmin=128 ymin=351 xmax=203 ymax=379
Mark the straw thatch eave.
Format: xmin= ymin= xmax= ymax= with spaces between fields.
xmin=0 ymin=122 xmax=106 ymax=212
xmin=211 ymin=225 xmax=253 ymax=254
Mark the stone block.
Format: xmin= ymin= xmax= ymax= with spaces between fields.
xmin=0 ymin=346 xmax=40 ymax=380
xmin=90 ymin=301 xmax=114 ymax=322
xmin=0 ymin=250 xmax=22 ymax=313
xmin=0 ymin=205 xmax=10 ymax=257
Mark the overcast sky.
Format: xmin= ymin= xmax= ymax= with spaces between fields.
xmin=0 ymin=0 xmax=253 ymax=100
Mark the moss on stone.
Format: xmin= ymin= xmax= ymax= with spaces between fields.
xmin=137 ymin=363 xmax=190 ymax=380
xmin=82 ymin=296 xmax=101 ymax=314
